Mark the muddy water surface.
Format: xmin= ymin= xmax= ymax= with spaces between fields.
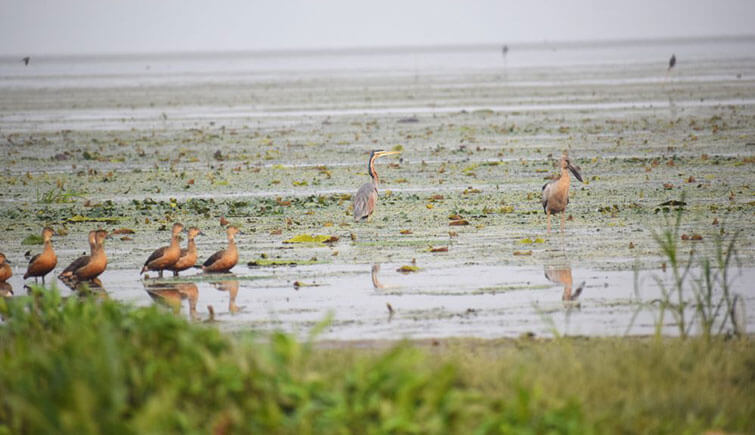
xmin=1 ymin=38 xmax=754 ymax=339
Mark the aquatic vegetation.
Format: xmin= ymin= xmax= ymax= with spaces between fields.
xmin=630 ymin=197 xmax=745 ymax=339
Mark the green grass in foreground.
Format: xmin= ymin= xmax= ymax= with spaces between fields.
xmin=0 ymin=288 xmax=753 ymax=434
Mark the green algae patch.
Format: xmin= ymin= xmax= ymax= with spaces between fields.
xmin=21 ymin=234 xmax=44 ymax=245
xmin=67 ymin=215 xmax=120 ymax=224
xmin=283 ymin=234 xmax=339 ymax=245
xmin=247 ymin=258 xmax=319 ymax=267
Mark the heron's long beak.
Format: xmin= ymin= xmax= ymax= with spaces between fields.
xmin=375 ymin=150 xmax=401 ymax=158
xmin=568 ymin=163 xmax=583 ymax=182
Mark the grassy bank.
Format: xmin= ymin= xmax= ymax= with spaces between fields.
xmin=1 ymin=288 xmax=752 ymax=434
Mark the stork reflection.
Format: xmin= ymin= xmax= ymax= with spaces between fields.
xmin=544 ymin=264 xmax=585 ymax=306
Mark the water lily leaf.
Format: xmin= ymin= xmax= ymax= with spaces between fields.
xmin=397 ymin=265 xmax=420 ymax=273
xmin=513 ymin=250 xmax=533 ymax=256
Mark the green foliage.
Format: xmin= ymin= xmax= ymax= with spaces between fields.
xmin=0 ymin=288 xmax=586 ymax=434
xmin=637 ymin=194 xmax=744 ymax=339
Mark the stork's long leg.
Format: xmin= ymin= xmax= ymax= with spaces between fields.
xmin=547 ymin=210 xmax=552 ymax=234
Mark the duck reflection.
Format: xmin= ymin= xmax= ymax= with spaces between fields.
xmin=60 ymin=277 xmax=107 ymax=294
xmin=209 ymin=279 xmax=240 ymax=314
xmin=0 ymin=282 xmax=12 ymax=297
xmin=544 ymin=264 xmax=585 ymax=304
xmin=144 ymin=280 xmax=199 ymax=320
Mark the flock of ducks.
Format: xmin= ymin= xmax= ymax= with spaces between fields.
xmin=0 ymin=224 xmax=243 ymax=288
xmin=0 ymin=151 xmax=583 ymax=290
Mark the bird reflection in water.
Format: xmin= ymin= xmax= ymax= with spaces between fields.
xmin=144 ymin=281 xmax=199 ymax=321
xmin=371 ymin=264 xmax=399 ymax=290
xmin=544 ymin=264 xmax=585 ymax=306
xmin=0 ymin=282 xmax=12 ymax=297
xmin=210 ymin=279 xmax=241 ymax=314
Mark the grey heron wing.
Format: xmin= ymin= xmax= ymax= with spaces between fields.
xmin=353 ymin=182 xmax=377 ymax=220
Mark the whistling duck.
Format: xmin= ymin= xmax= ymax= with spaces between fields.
xmin=24 ymin=227 xmax=57 ymax=283
xmin=59 ymin=230 xmax=96 ymax=279
xmin=353 ymin=150 xmax=401 ymax=221
xmin=541 ymin=152 xmax=584 ymax=233
xmin=167 ymin=227 xmax=202 ymax=276
xmin=61 ymin=230 xmax=108 ymax=282
xmin=202 ymin=226 xmax=241 ymax=273
xmin=141 ymin=223 xmax=184 ymax=278
xmin=0 ymin=253 xmax=12 ymax=282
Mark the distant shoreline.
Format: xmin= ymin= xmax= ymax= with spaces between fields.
xmin=1 ymin=33 xmax=753 ymax=61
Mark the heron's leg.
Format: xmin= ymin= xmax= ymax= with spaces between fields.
xmin=561 ymin=212 xmax=566 ymax=233
xmin=546 ymin=210 xmax=551 ymax=234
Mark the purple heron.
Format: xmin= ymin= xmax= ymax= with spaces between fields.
xmin=353 ymin=150 xmax=401 ymax=221
xmin=541 ymin=153 xmax=583 ymax=233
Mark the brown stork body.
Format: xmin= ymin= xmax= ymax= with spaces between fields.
xmin=541 ymin=153 xmax=583 ymax=233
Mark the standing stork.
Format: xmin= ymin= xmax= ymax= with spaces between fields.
xmin=353 ymin=150 xmax=401 ymax=221
xmin=541 ymin=153 xmax=584 ymax=233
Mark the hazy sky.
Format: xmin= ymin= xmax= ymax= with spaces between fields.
xmin=1 ymin=0 xmax=753 ymax=55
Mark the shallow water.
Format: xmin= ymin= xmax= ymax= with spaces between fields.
xmin=3 ymin=261 xmax=753 ymax=340
xmin=1 ymin=37 xmax=754 ymax=339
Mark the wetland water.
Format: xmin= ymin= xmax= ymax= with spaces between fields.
xmin=1 ymin=38 xmax=754 ymax=339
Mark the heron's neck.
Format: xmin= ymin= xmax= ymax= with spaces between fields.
xmin=369 ymin=156 xmax=380 ymax=186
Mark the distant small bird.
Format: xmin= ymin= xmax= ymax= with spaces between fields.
xmin=668 ymin=54 xmax=676 ymax=71
xmin=21 ymin=57 xmax=30 ymax=66
xmin=502 ymin=45 xmax=509 ymax=57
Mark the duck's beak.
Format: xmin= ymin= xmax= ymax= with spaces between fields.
xmin=568 ymin=162 xmax=583 ymax=182
xmin=375 ymin=150 xmax=401 ymax=159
